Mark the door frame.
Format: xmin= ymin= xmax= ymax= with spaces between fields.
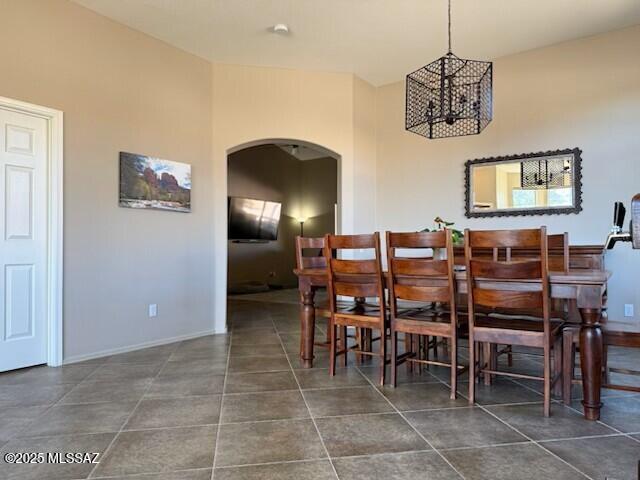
xmin=0 ymin=96 xmax=64 ymax=367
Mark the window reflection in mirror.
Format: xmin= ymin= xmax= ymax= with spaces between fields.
xmin=465 ymin=149 xmax=582 ymax=217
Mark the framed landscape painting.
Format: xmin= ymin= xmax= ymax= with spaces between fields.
xmin=119 ymin=152 xmax=191 ymax=212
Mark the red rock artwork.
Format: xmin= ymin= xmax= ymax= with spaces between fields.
xmin=119 ymin=152 xmax=191 ymax=212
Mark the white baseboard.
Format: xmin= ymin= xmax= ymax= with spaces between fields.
xmin=62 ymin=328 xmax=227 ymax=365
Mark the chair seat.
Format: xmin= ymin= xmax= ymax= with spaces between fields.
xmin=465 ymin=305 xmax=566 ymax=320
xmin=397 ymin=308 xmax=452 ymax=321
xmin=315 ymin=300 xmax=380 ymax=316
xmin=336 ymin=302 xmax=382 ymax=315
xmin=476 ymin=315 xmax=564 ymax=335
xmin=393 ymin=306 xmax=470 ymax=337
xmin=333 ymin=301 xmax=388 ymax=329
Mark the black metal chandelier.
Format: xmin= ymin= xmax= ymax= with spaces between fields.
xmin=521 ymin=158 xmax=572 ymax=189
xmin=405 ymin=0 xmax=492 ymax=139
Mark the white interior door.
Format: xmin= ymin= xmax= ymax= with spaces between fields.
xmin=0 ymin=107 xmax=48 ymax=372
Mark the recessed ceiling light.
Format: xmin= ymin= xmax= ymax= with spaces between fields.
xmin=273 ymin=23 xmax=289 ymax=34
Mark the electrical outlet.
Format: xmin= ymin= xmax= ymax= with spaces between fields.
xmin=148 ymin=304 xmax=158 ymax=318
xmin=624 ymin=304 xmax=634 ymax=317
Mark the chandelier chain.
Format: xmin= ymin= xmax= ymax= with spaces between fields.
xmin=448 ymin=0 xmax=452 ymax=53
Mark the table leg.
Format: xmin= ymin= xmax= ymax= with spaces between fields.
xmin=300 ymin=289 xmax=316 ymax=369
xmin=578 ymin=307 xmax=604 ymax=420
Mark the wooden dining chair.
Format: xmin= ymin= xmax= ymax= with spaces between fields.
xmin=295 ymin=236 xmax=331 ymax=354
xmin=485 ymin=232 xmax=570 ymax=367
xmin=562 ymin=322 xmax=640 ymax=402
xmin=295 ymin=236 xmax=364 ymax=357
xmin=547 ymin=232 xmax=570 ymax=273
xmin=387 ymin=230 xmax=463 ymax=397
xmin=324 ymin=233 xmax=388 ymax=385
xmin=601 ymin=322 xmax=640 ymax=393
xmin=465 ymin=227 xmax=564 ymax=417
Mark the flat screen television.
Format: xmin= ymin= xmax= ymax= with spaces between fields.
xmin=228 ymin=197 xmax=282 ymax=241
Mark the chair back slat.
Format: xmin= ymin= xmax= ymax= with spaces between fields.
xmin=324 ymin=233 xmax=385 ymax=317
xmin=301 ymin=256 xmax=326 ymax=269
xmin=391 ymin=258 xmax=449 ymax=277
xmin=298 ymin=236 xmax=325 ymax=249
xmin=387 ymin=231 xmax=446 ymax=249
xmin=509 ymin=232 xmax=569 ymax=273
xmin=547 ymin=256 xmax=565 ymax=273
xmin=468 ymin=229 xmax=542 ymax=249
xmin=386 ymin=230 xmax=456 ymax=314
xmin=470 ymin=258 xmax=542 ymax=280
xmin=331 ymin=258 xmax=378 ymax=275
xmin=547 ymin=233 xmax=567 ymax=249
xmin=328 ymin=234 xmax=377 ymax=249
xmin=472 ymin=288 xmax=544 ymax=309
xmin=295 ymin=236 xmax=326 ymax=270
xmin=333 ymin=281 xmax=380 ymax=298
xmin=547 ymin=232 xmax=569 ymax=272
xmin=465 ymin=226 xmax=551 ymax=331
xmin=394 ymin=284 xmax=451 ymax=303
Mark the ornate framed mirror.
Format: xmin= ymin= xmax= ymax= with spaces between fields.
xmin=465 ymin=148 xmax=583 ymax=218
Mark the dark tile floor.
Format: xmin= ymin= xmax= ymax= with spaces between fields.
xmin=1 ymin=298 xmax=639 ymax=479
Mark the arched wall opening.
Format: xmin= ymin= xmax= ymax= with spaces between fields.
xmin=222 ymin=138 xmax=342 ymax=327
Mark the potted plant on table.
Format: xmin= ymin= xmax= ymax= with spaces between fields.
xmin=422 ymin=217 xmax=464 ymax=246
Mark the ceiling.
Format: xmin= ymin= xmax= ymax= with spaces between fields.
xmin=276 ymin=144 xmax=330 ymax=161
xmin=72 ymin=0 xmax=640 ymax=86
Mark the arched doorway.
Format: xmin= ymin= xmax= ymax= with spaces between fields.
xmin=225 ymin=139 xmax=340 ymax=323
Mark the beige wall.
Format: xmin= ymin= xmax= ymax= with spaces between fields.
xmin=376 ymin=26 xmax=640 ymax=322
xmin=300 ymin=157 xmax=339 ymax=238
xmin=211 ymin=64 xmax=378 ymax=331
xmin=0 ymin=0 xmax=214 ymax=361
xmin=0 ymin=1 xmax=378 ymax=355
xmin=473 ymin=166 xmax=497 ymax=208
xmin=353 ymin=77 xmax=378 ymax=233
xmin=2 ymin=0 xmax=638 ymax=362
xmin=227 ymin=145 xmax=337 ymax=289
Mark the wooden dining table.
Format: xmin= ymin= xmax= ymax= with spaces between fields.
xmin=294 ymin=267 xmax=611 ymax=421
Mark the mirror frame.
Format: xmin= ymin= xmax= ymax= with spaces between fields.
xmin=464 ymin=148 xmax=583 ymax=218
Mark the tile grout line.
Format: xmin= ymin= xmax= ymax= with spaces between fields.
xmin=424 ymin=358 xmax=596 ymax=480
xmin=87 ymin=466 xmax=212 ymax=480
xmin=12 ymin=423 xmax=223 ymax=442
xmin=212 ymin=448 xmax=440 ymax=471
xmin=9 ymin=301 xmax=632 ymax=477
xmin=85 ymin=345 xmax=180 ymax=479
xmin=446 ymin=368 xmax=594 ymax=471
xmin=471 ymin=360 xmax=640 ymax=459
xmin=353 ymin=360 xmax=468 ymax=480
xmin=2 ymin=362 xmax=109 ymax=440
xmin=210 ymin=328 xmax=234 ymax=480
xmin=627 ymin=434 xmax=640 ymax=444
xmin=535 ymin=432 xmax=632 ymax=444
xmin=561 ymin=395 xmax=640 ymax=446
xmin=273 ymin=318 xmax=341 ymax=480
xmin=473 ymin=403 xmax=594 ymax=480
xmin=20 ymin=393 xmax=616 ymax=444
xmin=213 ymin=456 xmax=330 ymax=471
xmin=509 ymin=363 xmax=640 ymax=444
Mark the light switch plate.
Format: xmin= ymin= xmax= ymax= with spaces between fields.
xmin=149 ymin=304 xmax=158 ymax=317
xmin=624 ymin=304 xmax=634 ymax=317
